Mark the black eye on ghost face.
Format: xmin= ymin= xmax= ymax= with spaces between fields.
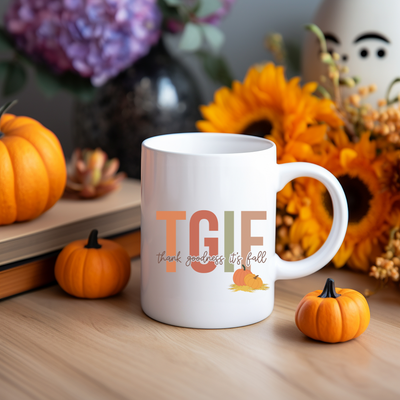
xmin=377 ymin=49 xmax=386 ymax=58
xmin=353 ymin=32 xmax=390 ymax=59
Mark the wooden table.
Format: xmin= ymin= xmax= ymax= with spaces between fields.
xmin=1 ymin=259 xmax=399 ymax=400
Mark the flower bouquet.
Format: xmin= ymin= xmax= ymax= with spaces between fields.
xmin=197 ymin=24 xmax=400 ymax=294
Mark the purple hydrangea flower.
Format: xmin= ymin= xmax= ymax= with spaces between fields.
xmin=5 ymin=0 xmax=162 ymax=86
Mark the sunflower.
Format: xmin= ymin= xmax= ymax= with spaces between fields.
xmin=379 ymin=150 xmax=400 ymax=229
xmin=286 ymin=130 xmax=392 ymax=272
xmin=197 ymin=63 xmax=342 ymax=162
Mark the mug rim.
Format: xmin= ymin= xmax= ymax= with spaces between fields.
xmin=142 ymin=132 xmax=275 ymax=156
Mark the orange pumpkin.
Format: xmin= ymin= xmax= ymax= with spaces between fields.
xmin=233 ymin=264 xmax=252 ymax=286
xmin=0 ymin=100 xmax=67 ymax=225
xmin=295 ymin=278 xmax=370 ymax=343
xmin=244 ymin=273 xmax=263 ymax=289
xmin=55 ymin=229 xmax=131 ymax=299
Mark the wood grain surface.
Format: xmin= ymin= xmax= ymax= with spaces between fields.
xmin=1 ymin=259 xmax=399 ymax=400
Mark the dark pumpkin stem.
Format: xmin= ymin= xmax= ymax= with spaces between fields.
xmin=254 ymin=275 xmax=259 ymax=279
xmin=0 ymin=100 xmax=18 ymax=139
xmin=84 ymin=229 xmax=102 ymax=249
xmin=242 ymin=264 xmax=246 ymax=271
xmin=318 ymin=278 xmax=341 ymax=298
xmin=0 ymin=100 xmax=18 ymax=120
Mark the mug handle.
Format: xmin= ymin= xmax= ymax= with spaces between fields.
xmin=274 ymin=162 xmax=348 ymax=280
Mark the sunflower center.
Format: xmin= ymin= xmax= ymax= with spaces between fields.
xmin=323 ymin=174 xmax=373 ymax=224
xmin=242 ymin=120 xmax=272 ymax=137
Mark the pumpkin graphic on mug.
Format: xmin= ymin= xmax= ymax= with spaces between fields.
xmin=233 ymin=265 xmax=252 ymax=286
xmin=244 ymin=274 xmax=264 ymax=290
xmin=230 ymin=265 xmax=268 ymax=293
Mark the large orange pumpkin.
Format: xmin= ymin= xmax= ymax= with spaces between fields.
xmin=55 ymin=229 xmax=131 ymax=299
xmin=295 ymin=278 xmax=370 ymax=343
xmin=0 ymin=100 xmax=67 ymax=225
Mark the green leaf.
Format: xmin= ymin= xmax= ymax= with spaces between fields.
xmin=316 ymin=85 xmax=331 ymax=100
xmin=201 ymin=24 xmax=224 ymax=51
xmin=179 ymin=22 xmax=202 ymax=52
xmin=2 ymin=61 xmax=27 ymax=96
xmin=386 ymin=77 xmax=400 ymax=105
xmin=163 ymin=0 xmax=181 ymax=6
xmin=157 ymin=0 xmax=180 ymax=20
xmin=196 ymin=51 xmax=233 ymax=87
xmin=35 ymin=66 xmax=61 ymax=97
xmin=0 ymin=28 xmax=14 ymax=52
xmin=305 ymin=24 xmax=327 ymax=53
xmin=196 ymin=0 xmax=222 ymax=18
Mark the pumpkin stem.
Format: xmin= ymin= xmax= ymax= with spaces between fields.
xmin=318 ymin=278 xmax=341 ymax=298
xmin=0 ymin=100 xmax=18 ymax=121
xmin=254 ymin=275 xmax=259 ymax=279
xmin=242 ymin=264 xmax=246 ymax=271
xmin=85 ymin=229 xmax=102 ymax=249
xmin=0 ymin=100 xmax=18 ymax=139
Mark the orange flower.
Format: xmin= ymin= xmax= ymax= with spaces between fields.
xmin=286 ymin=130 xmax=391 ymax=272
xmin=197 ymin=63 xmax=342 ymax=163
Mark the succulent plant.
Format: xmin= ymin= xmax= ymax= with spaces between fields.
xmin=65 ymin=148 xmax=126 ymax=198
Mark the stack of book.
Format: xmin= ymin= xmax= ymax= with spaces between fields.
xmin=0 ymin=179 xmax=141 ymax=300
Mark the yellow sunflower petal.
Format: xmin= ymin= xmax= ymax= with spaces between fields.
xmin=295 ymin=124 xmax=327 ymax=145
xmin=357 ymin=132 xmax=375 ymax=161
xmin=331 ymin=128 xmax=350 ymax=148
xmin=302 ymin=81 xmax=318 ymax=94
xmin=280 ymin=154 xmax=298 ymax=163
xmin=302 ymin=234 xmax=322 ymax=255
xmin=332 ymin=240 xmax=355 ymax=268
xmin=340 ymin=148 xmax=358 ymax=169
xmin=299 ymin=206 xmax=312 ymax=220
xmin=196 ymin=120 xmax=218 ymax=132
xmin=290 ymin=218 xmax=308 ymax=243
xmin=285 ymin=141 xmax=314 ymax=161
xmin=348 ymin=239 xmax=373 ymax=272
xmin=278 ymin=182 xmax=293 ymax=201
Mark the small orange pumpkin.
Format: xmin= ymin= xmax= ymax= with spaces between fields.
xmin=244 ymin=273 xmax=263 ymax=289
xmin=233 ymin=264 xmax=252 ymax=286
xmin=0 ymin=100 xmax=67 ymax=225
xmin=55 ymin=229 xmax=131 ymax=299
xmin=295 ymin=278 xmax=370 ymax=343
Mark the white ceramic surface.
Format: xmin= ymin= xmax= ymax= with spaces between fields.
xmin=141 ymin=133 xmax=348 ymax=329
xmin=303 ymin=0 xmax=400 ymax=105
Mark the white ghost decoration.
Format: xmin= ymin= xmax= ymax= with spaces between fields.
xmin=302 ymin=0 xmax=400 ymax=106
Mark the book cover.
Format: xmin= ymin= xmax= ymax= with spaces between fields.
xmin=0 ymin=178 xmax=141 ymax=266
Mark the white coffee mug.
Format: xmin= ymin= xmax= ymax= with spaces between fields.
xmin=141 ymin=133 xmax=348 ymax=329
